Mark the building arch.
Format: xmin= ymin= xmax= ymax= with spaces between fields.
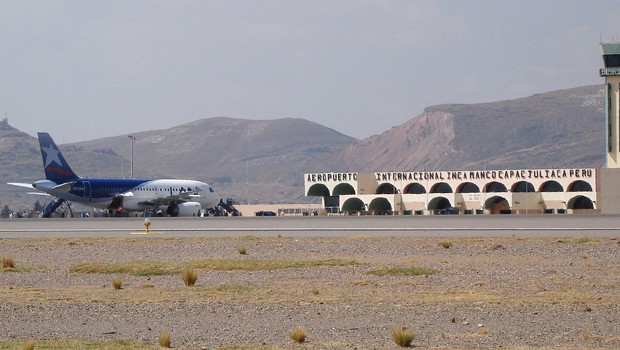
xmin=341 ymin=197 xmax=365 ymax=212
xmin=333 ymin=183 xmax=356 ymax=196
xmin=369 ymin=197 xmax=392 ymax=214
xmin=456 ymin=182 xmax=480 ymax=193
xmin=485 ymin=181 xmax=508 ymax=192
xmin=567 ymin=180 xmax=593 ymax=192
xmin=404 ymin=183 xmax=426 ymax=194
xmin=376 ymin=183 xmax=398 ymax=194
xmin=539 ymin=180 xmax=564 ymax=192
xmin=428 ymin=196 xmax=452 ymax=211
xmin=511 ymin=181 xmax=535 ymax=192
xmin=567 ymin=195 xmax=595 ymax=209
xmin=307 ymin=183 xmax=330 ymax=196
xmin=431 ymin=182 xmax=453 ymax=193
xmin=484 ymin=195 xmax=510 ymax=214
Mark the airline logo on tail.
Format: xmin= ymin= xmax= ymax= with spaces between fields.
xmin=38 ymin=132 xmax=79 ymax=182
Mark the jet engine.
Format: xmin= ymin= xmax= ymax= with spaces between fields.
xmin=166 ymin=202 xmax=202 ymax=217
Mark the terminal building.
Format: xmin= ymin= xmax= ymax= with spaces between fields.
xmin=304 ymin=43 xmax=620 ymax=215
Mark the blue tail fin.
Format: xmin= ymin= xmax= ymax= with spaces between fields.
xmin=37 ymin=132 xmax=79 ymax=183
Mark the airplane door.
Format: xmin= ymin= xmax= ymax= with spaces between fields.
xmin=83 ymin=181 xmax=91 ymax=198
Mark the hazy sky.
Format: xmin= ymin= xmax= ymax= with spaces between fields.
xmin=1 ymin=1 xmax=619 ymax=143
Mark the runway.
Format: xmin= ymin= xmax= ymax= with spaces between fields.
xmin=1 ymin=214 xmax=619 ymax=238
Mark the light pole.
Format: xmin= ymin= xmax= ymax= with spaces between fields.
xmin=128 ymin=136 xmax=135 ymax=178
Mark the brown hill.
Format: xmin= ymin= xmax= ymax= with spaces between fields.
xmin=342 ymin=85 xmax=605 ymax=172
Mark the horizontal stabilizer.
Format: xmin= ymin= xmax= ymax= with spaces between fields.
xmin=7 ymin=182 xmax=34 ymax=189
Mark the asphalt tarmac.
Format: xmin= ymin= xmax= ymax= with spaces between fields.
xmin=0 ymin=214 xmax=619 ymax=238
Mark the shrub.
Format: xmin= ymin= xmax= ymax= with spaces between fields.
xmin=158 ymin=330 xmax=171 ymax=348
xmin=237 ymin=246 xmax=247 ymax=255
xmin=112 ymin=276 xmax=122 ymax=290
xmin=290 ymin=326 xmax=307 ymax=343
xmin=438 ymin=241 xmax=453 ymax=249
xmin=311 ymin=289 xmax=320 ymax=295
xmin=182 ymin=268 xmax=198 ymax=287
xmin=23 ymin=340 xmax=36 ymax=350
xmin=2 ymin=256 xmax=15 ymax=268
xmin=391 ymin=327 xmax=414 ymax=347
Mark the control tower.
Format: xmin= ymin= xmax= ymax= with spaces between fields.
xmin=600 ymin=43 xmax=620 ymax=167
xmin=599 ymin=42 xmax=620 ymax=213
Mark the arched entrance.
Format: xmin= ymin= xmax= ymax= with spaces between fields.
xmin=369 ymin=197 xmax=392 ymax=215
xmin=307 ymin=184 xmax=330 ymax=196
xmin=333 ymin=183 xmax=356 ymax=195
xmin=376 ymin=183 xmax=398 ymax=194
xmin=540 ymin=181 xmax=564 ymax=192
xmin=485 ymin=182 xmax=508 ymax=192
xmin=431 ymin=182 xmax=453 ymax=193
xmin=341 ymin=198 xmax=365 ymax=212
xmin=511 ymin=181 xmax=535 ymax=192
xmin=568 ymin=196 xmax=595 ymax=210
xmin=429 ymin=197 xmax=451 ymax=214
xmin=457 ymin=182 xmax=480 ymax=193
xmin=404 ymin=183 xmax=426 ymax=194
xmin=485 ymin=195 xmax=510 ymax=214
xmin=567 ymin=180 xmax=593 ymax=192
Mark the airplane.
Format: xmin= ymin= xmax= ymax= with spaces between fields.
xmin=8 ymin=132 xmax=221 ymax=217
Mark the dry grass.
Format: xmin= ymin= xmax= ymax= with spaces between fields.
xmin=23 ymin=340 xmax=35 ymax=350
xmin=70 ymin=258 xmax=357 ymax=276
xmin=2 ymin=256 xmax=15 ymax=268
xmin=289 ymin=326 xmax=307 ymax=343
xmin=112 ymin=276 xmax=122 ymax=290
xmin=158 ymin=330 xmax=171 ymax=348
xmin=0 ymin=340 xmax=153 ymax=349
xmin=367 ymin=267 xmax=438 ymax=276
xmin=182 ymin=268 xmax=198 ymax=287
xmin=438 ymin=241 xmax=453 ymax=249
xmin=391 ymin=327 xmax=414 ymax=347
xmin=237 ymin=246 xmax=248 ymax=255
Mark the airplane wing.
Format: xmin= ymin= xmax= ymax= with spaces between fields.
xmin=8 ymin=182 xmax=53 ymax=196
xmin=52 ymin=181 xmax=75 ymax=192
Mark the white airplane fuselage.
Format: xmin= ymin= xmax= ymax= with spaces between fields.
xmin=10 ymin=132 xmax=222 ymax=217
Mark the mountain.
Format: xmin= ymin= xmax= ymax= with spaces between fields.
xmin=0 ymin=117 xmax=356 ymax=209
xmin=0 ymin=84 xmax=608 ymax=211
xmin=342 ymin=85 xmax=605 ymax=172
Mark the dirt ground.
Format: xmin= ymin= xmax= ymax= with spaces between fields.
xmin=0 ymin=235 xmax=619 ymax=349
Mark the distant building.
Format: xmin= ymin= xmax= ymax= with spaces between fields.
xmin=303 ymin=43 xmax=620 ymax=215
xmin=304 ymin=169 xmax=596 ymax=215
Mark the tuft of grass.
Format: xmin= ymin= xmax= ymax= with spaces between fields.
xmin=237 ymin=246 xmax=248 ymax=255
xmin=438 ymin=241 xmax=453 ymax=249
xmin=2 ymin=256 xmax=15 ymax=268
xmin=311 ymin=288 xmax=320 ymax=295
xmin=289 ymin=326 xmax=307 ymax=343
xmin=391 ymin=326 xmax=414 ymax=347
xmin=182 ymin=268 xmax=198 ymax=287
xmin=573 ymin=237 xmax=597 ymax=244
xmin=367 ymin=267 xmax=438 ymax=277
xmin=23 ymin=339 xmax=36 ymax=350
xmin=112 ymin=276 xmax=122 ymax=290
xmin=158 ymin=330 xmax=171 ymax=348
